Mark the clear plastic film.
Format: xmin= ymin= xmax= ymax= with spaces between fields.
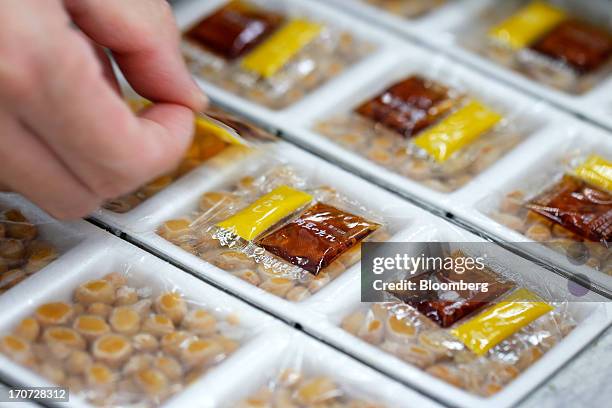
xmin=0 ymin=243 xmax=256 ymax=407
xmin=314 ymin=71 xmax=534 ymax=192
xmin=181 ymin=0 xmax=375 ymax=110
xmin=0 ymin=194 xmax=80 ymax=296
xmin=362 ymin=0 xmax=446 ymax=18
xmin=484 ymin=144 xmax=611 ymax=275
xmin=234 ymin=365 xmax=385 ymax=407
xmin=157 ymin=157 xmax=398 ymax=302
xmin=341 ymin=243 xmax=576 ymax=397
xmin=225 ymin=330 xmax=423 ymax=408
xmin=103 ymin=97 xmax=273 ymax=214
xmin=458 ymin=0 xmax=612 ymax=94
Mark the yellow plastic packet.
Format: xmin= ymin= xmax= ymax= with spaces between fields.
xmin=412 ymin=100 xmax=502 ymax=163
xmin=127 ymin=97 xmax=248 ymax=147
xmin=451 ymin=288 xmax=554 ymax=356
xmin=216 ymin=185 xmax=313 ymax=241
xmin=241 ymin=19 xmax=323 ymax=78
xmin=195 ymin=114 xmax=250 ymax=146
xmin=573 ymin=154 xmax=612 ymax=192
xmin=488 ymin=1 xmax=567 ymax=50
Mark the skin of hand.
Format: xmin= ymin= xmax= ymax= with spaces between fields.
xmin=0 ymin=0 xmax=208 ymax=219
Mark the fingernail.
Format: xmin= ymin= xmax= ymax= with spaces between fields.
xmin=192 ymin=81 xmax=208 ymax=110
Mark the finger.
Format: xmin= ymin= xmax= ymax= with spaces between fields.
xmin=73 ymin=27 xmax=121 ymax=94
xmin=0 ymin=111 xmax=100 ymax=219
xmin=1 ymin=1 xmax=194 ymax=204
xmin=91 ymin=41 xmax=120 ymax=95
xmin=8 ymin=24 xmax=195 ymax=200
xmin=64 ymin=0 xmax=207 ymax=111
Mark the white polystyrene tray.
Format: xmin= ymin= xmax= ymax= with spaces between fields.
xmin=323 ymin=0 xmax=612 ymax=132
xmin=99 ymin=141 xmax=432 ymax=327
xmin=0 ymin=194 xmax=103 ymax=297
xmin=0 ymin=233 xmax=276 ymax=408
xmin=172 ymin=0 xmax=405 ymax=124
xmin=454 ymin=120 xmax=612 ymax=296
xmin=302 ymin=217 xmax=612 ymax=408
xmin=318 ymin=0 xmax=488 ymax=45
xmin=266 ymin=42 xmax=564 ymax=215
xmin=419 ymin=0 xmax=612 ymax=133
xmin=202 ymin=327 xmax=443 ymax=408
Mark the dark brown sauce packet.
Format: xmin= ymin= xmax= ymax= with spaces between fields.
xmin=355 ymin=75 xmax=456 ymax=138
xmin=186 ymin=1 xmax=284 ymax=60
xmin=525 ymin=175 xmax=612 ymax=244
xmin=256 ymin=202 xmax=379 ymax=275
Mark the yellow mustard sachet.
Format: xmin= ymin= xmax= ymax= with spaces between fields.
xmin=452 ymin=288 xmax=554 ymax=356
xmin=488 ymin=2 xmax=567 ymax=50
xmin=241 ymin=19 xmax=322 ymax=78
xmin=573 ymin=154 xmax=612 ymax=192
xmin=195 ymin=115 xmax=250 ymax=146
xmin=127 ymin=99 xmax=245 ymax=147
xmin=216 ymin=185 xmax=313 ymax=241
xmin=413 ymin=100 xmax=502 ymax=163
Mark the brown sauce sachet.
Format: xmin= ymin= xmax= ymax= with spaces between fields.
xmin=530 ymin=20 xmax=612 ymax=74
xmin=525 ymin=175 xmax=611 ymax=244
xmin=186 ymin=1 xmax=283 ymax=60
xmin=355 ymin=75 xmax=456 ymax=137
xmin=257 ymin=203 xmax=379 ymax=275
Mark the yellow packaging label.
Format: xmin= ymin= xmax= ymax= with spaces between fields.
xmin=216 ymin=185 xmax=312 ymax=240
xmin=488 ymin=2 xmax=567 ymax=50
xmin=452 ymin=288 xmax=553 ymax=356
xmin=195 ymin=115 xmax=248 ymax=146
xmin=412 ymin=100 xmax=502 ymax=163
xmin=241 ymin=19 xmax=322 ymax=78
xmin=573 ymin=155 xmax=612 ymax=192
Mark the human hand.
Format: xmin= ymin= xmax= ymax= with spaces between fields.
xmin=0 ymin=0 xmax=207 ymax=219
